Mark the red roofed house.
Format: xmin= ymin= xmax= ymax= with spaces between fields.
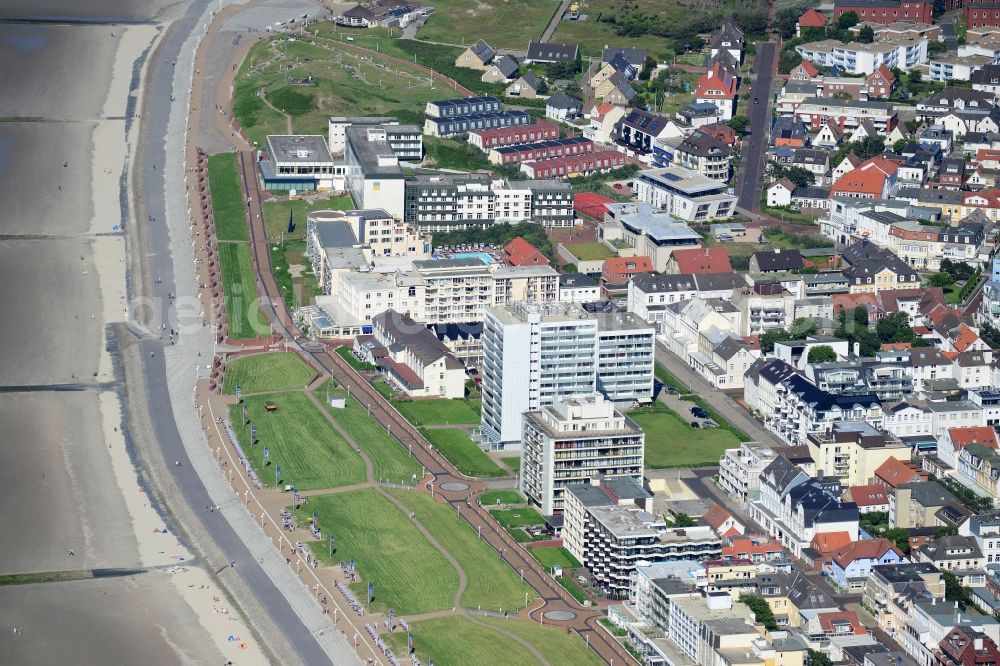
xmin=812 ymin=611 xmax=868 ymax=637
xmin=944 ymin=323 xmax=988 ymax=354
xmin=695 ymin=61 xmax=738 ymax=120
xmin=722 ymin=536 xmax=784 ymax=563
xmin=665 ymin=247 xmax=732 ymax=275
xmin=834 ymin=0 xmax=932 ymax=25
xmin=797 ymin=9 xmax=828 ymax=36
xmin=874 ymin=456 xmax=928 ymax=490
xmin=844 ymin=484 xmax=890 ymax=513
xmin=826 ymin=538 xmax=907 ymax=591
xmin=829 ymin=156 xmax=899 ymax=199
xmin=600 ymin=256 xmax=654 ymax=298
xmin=866 ymin=63 xmax=896 ymax=98
xmin=789 ymin=59 xmax=820 ymax=80
xmin=503 ymin=237 xmax=549 ymax=267
xmin=703 ymin=504 xmax=745 ymax=539
xmin=804 ymin=531 xmax=854 ymax=568
xmin=938 ymin=426 xmax=1000 ymax=470
xmin=938 ymin=626 xmax=1000 ymax=666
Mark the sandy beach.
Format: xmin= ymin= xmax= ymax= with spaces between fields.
xmin=0 ymin=4 xmax=267 ymax=664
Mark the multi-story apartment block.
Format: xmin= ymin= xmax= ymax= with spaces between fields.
xmin=862 ymin=562 xmax=944 ymax=639
xmin=794 ymin=97 xmax=898 ymax=132
xmin=480 ymin=302 xmax=655 ymax=448
xmin=328 ymin=116 xmax=422 ymax=159
xmin=633 ymin=166 xmax=739 ymax=222
xmin=520 ymin=393 xmax=644 ymax=515
xmin=467 ymin=121 xmax=559 ymax=150
xmin=806 ymin=421 xmax=911 ymax=487
xmin=626 ymin=271 xmax=748 ymax=330
xmin=751 ymin=455 xmax=860 ymax=557
xmin=488 ymin=137 xmax=594 ymax=165
xmin=719 ymin=442 xmax=778 ymax=504
xmin=968 ymin=510 xmax=1000 ymax=566
xmin=563 ymin=480 xmax=721 ymax=594
xmin=795 ymin=37 xmax=927 ymax=75
xmin=599 ymin=202 xmax=703 ymax=272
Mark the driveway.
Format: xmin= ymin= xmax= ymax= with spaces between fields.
xmin=736 ymin=41 xmax=777 ymax=213
xmin=655 ymin=342 xmax=782 ymax=447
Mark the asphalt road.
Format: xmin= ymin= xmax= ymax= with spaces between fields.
xmin=940 ymin=14 xmax=958 ymax=52
xmin=135 ymin=1 xmax=340 ymax=663
xmin=737 ymin=41 xmax=777 ymax=213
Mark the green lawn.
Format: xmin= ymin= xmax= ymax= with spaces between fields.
xmin=388 ymin=489 xmax=536 ymax=611
xmin=207 ymin=153 xmax=248 ymax=241
xmin=228 ymin=391 xmax=365 ymax=490
xmin=317 ymin=383 xmax=423 ymax=484
xmin=501 ymin=455 xmax=521 ymax=473
xmin=393 ymin=398 xmax=481 ymax=426
xmin=298 ymin=490 xmax=458 ymax=614
xmin=629 ymin=403 xmax=739 ymax=468
xmin=261 ymin=194 xmax=354 ymax=242
xmin=372 ymin=379 xmax=394 ymax=399
xmin=218 ymin=242 xmax=265 ymax=340
xmin=558 ymin=575 xmax=588 ymax=603
xmin=421 ymin=428 xmax=504 ymax=478
xmin=222 ymin=353 xmax=315 ymax=395
xmin=234 ymin=37 xmax=456 ymax=147
xmin=477 ymin=616 xmax=606 ymax=666
xmin=413 ymin=0 xmax=559 ymax=47
xmin=480 ymin=490 xmax=524 ymax=506
xmin=528 ymin=546 xmax=580 ymax=570
xmin=387 ymin=616 xmax=542 ymax=666
xmin=564 ymin=242 xmax=616 ymax=261
xmin=489 ymin=508 xmax=546 ymax=529
xmin=336 ymin=346 xmax=377 ymax=372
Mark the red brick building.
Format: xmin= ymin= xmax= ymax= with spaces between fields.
xmin=520 ymin=151 xmax=628 ymax=179
xmin=966 ymin=0 xmax=1000 ymax=29
xmin=833 ymin=0 xmax=933 ymax=25
xmin=487 ymin=137 xmax=593 ymax=165
xmin=467 ymin=121 xmax=559 ymax=150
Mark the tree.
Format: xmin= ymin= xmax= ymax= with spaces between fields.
xmin=779 ymin=51 xmax=803 ymax=74
xmin=907 ymin=69 xmax=923 ymax=85
xmin=854 ymin=136 xmax=886 ymax=160
xmin=760 ymin=329 xmax=794 ymax=354
xmin=639 ymin=56 xmax=655 ymax=81
xmin=941 ymin=259 xmax=976 ymax=281
xmin=882 ymin=527 xmax=911 ymax=555
xmin=876 ymin=311 xmax=917 ymax=345
xmin=808 ymin=345 xmax=838 ymax=363
xmin=671 ymin=512 xmax=697 ymax=527
xmin=809 ymin=650 xmax=833 ymax=666
xmin=785 ymin=165 xmax=816 ymax=187
xmin=936 ymin=525 xmax=959 ymax=537
xmin=837 ymin=10 xmax=859 ymax=29
xmin=857 ymin=25 xmax=875 ymax=43
xmin=774 ymin=7 xmax=804 ymax=39
xmin=789 ymin=318 xmax=818 ymax=338
xmin=927 ymin=273 xmax=955 ymax=289
xmin=893 ymin=138 xmax=908 ymax=154
xmin=728 ymin=114 xmax=751 ymax=134
xmin=927 ymin=40 xmax=947 ymax=55
xmin=740 ymin=595 xmax=778 ymax=630
xmin=943 ymin=570 xmax=975 ymax=610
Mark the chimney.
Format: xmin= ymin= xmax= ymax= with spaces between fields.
xmin=976 ymin=637 xmax=985 ymax=651
xmin=853 ymin=342 xmax=860 ymax=358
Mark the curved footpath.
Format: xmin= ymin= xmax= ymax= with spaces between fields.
xmin=127 ymin=0 xmax=360 ymax=664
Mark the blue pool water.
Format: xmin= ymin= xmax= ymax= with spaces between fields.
xmin=451 ymin=252 xmax=494 ymax=264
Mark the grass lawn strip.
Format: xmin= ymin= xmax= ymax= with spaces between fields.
xmin=218 ymin=242 xmax=264 ymax=340
xmin=207 ymin=153 xmax=248 ymax=241
xmin=392 ymin=398 xmax=480 ymax=426
xmin=388 ymin=489 xmax=536 ymax=612
xmin=564 ymin=241 xmax=615 ymax=261
xmin=501 ymin=455 xmax=521 ymax=473
xmin=336 ymin=346 xmax=377 ymax=371
xmin=413 ymin=0 xmax=556 ymax=47
xmin=316 ymin=383 xmax=422 ymax=483
xmin=528 ymin=546 xmax=581 ymax=571
xmin=222 ymin=352 xmax=315 ymax=395
xmin=489 ymin=508 xmax=545 ymax=529
xmin=227 ymin=391 xmax=365 ymax=490
xmin=262 ymin=194 xmax=354 ymax=241
xmin=420 ymin=427 xmax=504 ymax=478
xmin=386 ymin=616 xmax=541 ymax=666
xmin=629 ymin=403 xmax=739 ymax=468
xmin=297 ymin=490 xmax=457 ymax=615
xmin=477 ymin=616 xmax=606 ymax=666
xmin=480 ymin=489 xmax=524 ymax=506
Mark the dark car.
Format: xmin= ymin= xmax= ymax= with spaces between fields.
xmin=754 ymin=97 xmax=759 ymax=104
xmin=691 ymin=407 xmax=709 ymax=419
xmin=690 ymin=421 xmax=701 ymax=428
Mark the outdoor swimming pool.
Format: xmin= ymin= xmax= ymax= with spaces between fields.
xmin=450 ymin=251 xmax=495 ymax=264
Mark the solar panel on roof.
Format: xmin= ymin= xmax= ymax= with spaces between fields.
xmin=661 ymin=172 xmax=681 ymax=181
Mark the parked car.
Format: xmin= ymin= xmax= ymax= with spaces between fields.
xmin=702 ymin=421 xmax=718 ymax=428
xmin=690 ymin=421 xmax=701 ymax=428
xmin=690 ymin=406 xmax=709 ymax=419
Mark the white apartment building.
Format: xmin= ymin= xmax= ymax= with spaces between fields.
xmin=562 ymin=481 xmax=721 ymax=594
xmin=795 ymin=37 xmax=927 ymax=75
xmin=626 ymin=272 xmax=748 ymax=332
xmin=928 ymin=53 xmax=994 ymax=82
xmin=328 ymin=116 xmax=422 ymax=159
xmin=968 ymin=510 xmax=1000 ymax=566
xmin=665 ymin=595 xmax=760 ymax=665
xmin=599 ymin=202 xmax=703 ymax=272
xmin=520 ymin=393 xmax=644 ymax=515
xmin=480 ymin=302 xmax=655 ymax=448
xmin=306 ymin=209 xmax=431 ymax=264
xmin=719 ymin=442 xmax=778 ymax=504
xmin=632 ymin=166 xmax=738 ymax=222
